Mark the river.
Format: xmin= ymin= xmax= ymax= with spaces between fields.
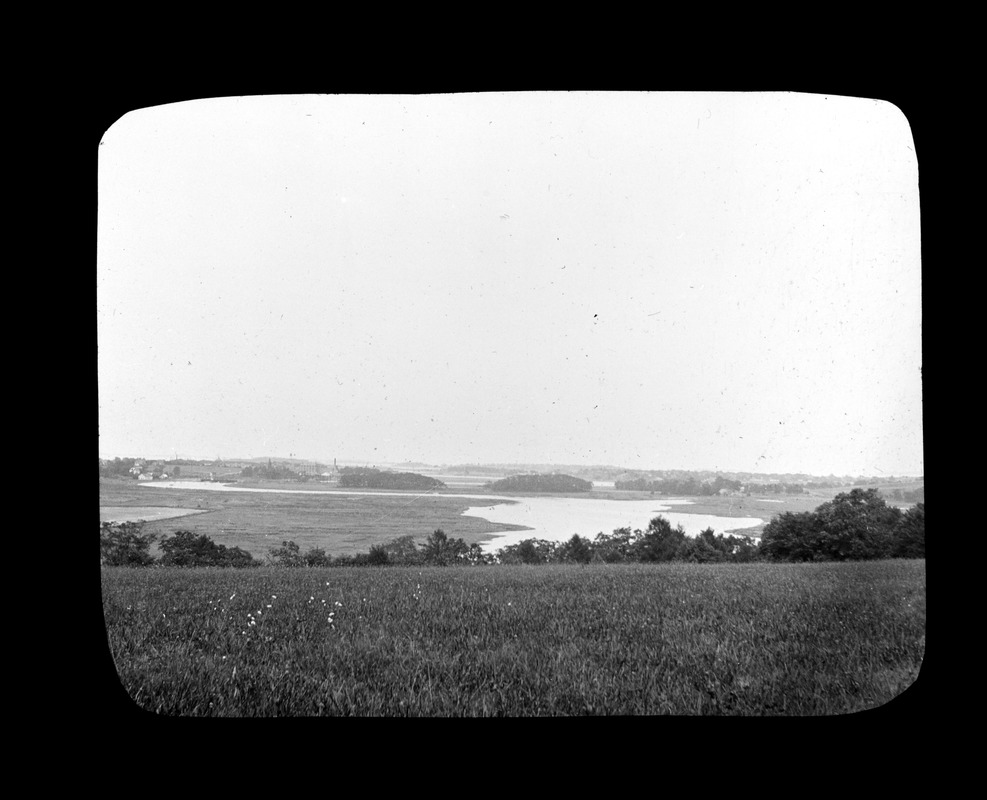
xmin=137 ymin=480 xmax=762 ymax=552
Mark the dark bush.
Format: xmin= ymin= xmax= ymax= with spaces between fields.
xmin=100 ymin=521 xmax=157 ymax=566
xmin=890 ymin=503 xmax=925 ymax=558
xmin=303 ymin=547 xmax=333 ymax=567
xmin=267 ymin=540 xmax=306 ymax=567
xmin=760 ymin=489 xmax=920 ymax=562
xmin=159 ymin=530 xmax=259 ymax=567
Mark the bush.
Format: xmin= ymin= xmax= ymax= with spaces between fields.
xmin=159 ymin=530 xmax=258 ymax=567
xmin=267 ymin=540 xmax=306 ymax=567
xmin=381 ymin=535 xmax=425 ymax=565
xmin=303 ymin=547 xmax=333 ymax=567
xmin=100 ymin=521 xmax=157 ymax=566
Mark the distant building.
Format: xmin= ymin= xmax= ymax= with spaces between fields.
xmin=138 ymin=473 xmax=153 ymax=481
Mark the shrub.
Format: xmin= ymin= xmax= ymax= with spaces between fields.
xmin=267 ymin=540 xmax=306 ymax=567
xmin=303 ymin=547 xmax=333 ymax=567
xmin=159 ymin=530 xmax=259 ymax=567
xmin=100 ymin=521 xmax=157 ymax=566
xmin=381 ymin=535 xmax=425 ymax=565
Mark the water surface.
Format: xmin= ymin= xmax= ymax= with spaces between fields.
xmin=139 ymin=481 xmax=762 ymax=552
xmin=463 ymin=496 xmax=762 ymax=552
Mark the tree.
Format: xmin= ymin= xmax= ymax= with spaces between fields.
xmin=516 ymin=539 xmax=542 ymax=564
xmin=464 ymin=543 xmax=492 ymax=565
xmin=760 ymin=489 xmax=906 ymax=562
xmin=560 ymin=534 xmax=593 ymax=564
xmin=890 ymin=503 xmax=925 ymax=558
xmin=592 ymin=527 xmax=637 ymax=563
xmin=676 ymin=534 xmax=723 ymax=563
xmin=267 ymin=540 xmax=306 ymax=567
xmin=381 ymin=535 xmax=425 ymax=565
xmin=100 ymin=521 xmax=157 ymax=566
xmin=813 ymin=488 xmax=902 ymax=560
xmin=422 ymin=529 xmax=469 ymax=566
xmin=759 ymin=511 xmax=822 ymax=561
xmin=722 ymin=534 xmax=760 ymax=562
xmin=632 ymin=516 xmax=687 ymax=562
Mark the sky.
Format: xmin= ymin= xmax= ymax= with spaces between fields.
xmin=97 ymin=92 xmax=923 ymax=477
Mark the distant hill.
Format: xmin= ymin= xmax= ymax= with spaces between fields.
xmin=444 ymin=462 xmax=922 ymax=485
xmin=487 ymin=473 xmax=592 ymax=493
xmin=338 ymin=467 xmax=446 ymax=491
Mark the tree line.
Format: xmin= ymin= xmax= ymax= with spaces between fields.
xmin=614 ymin=475 xmax=806 ymax=495
xmin=486 ymin=474 xmax=592 ymax=492
xmin=239 ymin=461 xmax=320 ymax=482
xmin=884 ymin=486 xmax=924 ymax=503
xmin=100 ymin=488 xmax=924 ymax=568
xmin=338 ymin=467 xmax=446 ymax=491
xmin=99 ymin=523 xmax=256 ymax=567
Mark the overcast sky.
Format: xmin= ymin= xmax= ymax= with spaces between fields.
xmin=97 ymin=92 xmax=922 ymax=476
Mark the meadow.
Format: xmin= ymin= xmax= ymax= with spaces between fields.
xmin=99 ymin=478 xmax=527 ymax=558
xmin=101 ymin=559 xmax=925 ymax=716
xmin=99 ymin=477 xmax=823 ymax=559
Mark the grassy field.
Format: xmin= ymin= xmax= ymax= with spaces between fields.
xmin=99 ymin=478 xmax=812 ymax=560
xmin=100 ymin=477 xmax=920 ymax=559
xmin=99 ymin=478 xmax=528 ymax=559
xmin=101 ymin=559 xmax=925 ymax=716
